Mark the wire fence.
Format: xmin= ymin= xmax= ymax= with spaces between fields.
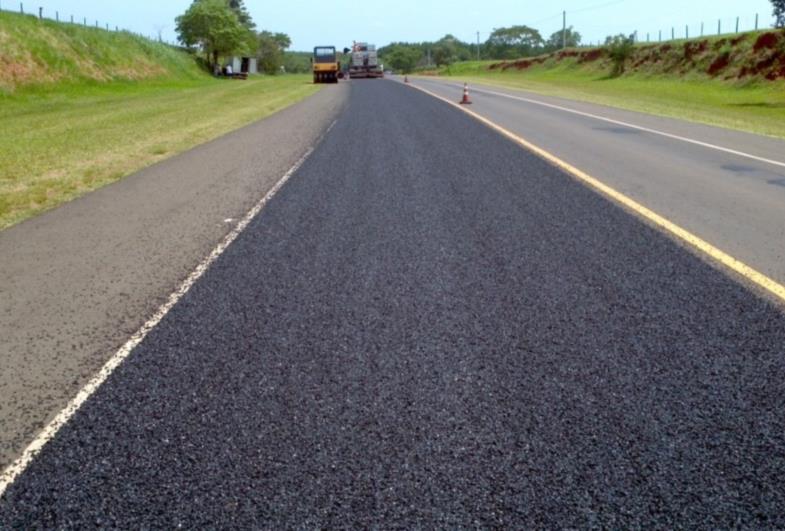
xmin=630 ymin=13 xmax=777 ymax=46
xmin=569 ymin=12 xmax=777 ymax=47
xmin=0 ymin=1 xmax=178 ymax=45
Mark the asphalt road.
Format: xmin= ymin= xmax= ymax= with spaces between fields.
xmin=0 ymin=85 xmax=348 ymax=470
xmin=2 ymin=79 xmax=785 ymax=527
xmin=411 ymin=76 xmax=785 ymax=288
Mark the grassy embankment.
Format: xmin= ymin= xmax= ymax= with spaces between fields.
xmin=433 ymin=31 xmax=785 ymax=138
xmin=0 ymin=11 xmax=319 ymax=230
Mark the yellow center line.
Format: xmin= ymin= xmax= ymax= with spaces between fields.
xmin=407 ymin=81 xmax=785 ymax=305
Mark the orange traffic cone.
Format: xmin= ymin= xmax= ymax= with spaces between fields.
xmin=460 ymin=83 xmax=472 ymax=104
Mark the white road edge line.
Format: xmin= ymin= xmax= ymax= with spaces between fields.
xmin=0 ymin=145 xmax=317 ymax=499
xmin=421 ymin=79 xmax=785 ymax=170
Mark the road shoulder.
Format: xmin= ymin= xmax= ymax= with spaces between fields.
xmin=0 ymin=83 xmax=349 ymax=469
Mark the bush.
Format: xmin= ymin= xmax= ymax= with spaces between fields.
xmin=605 ymin=34 xmax=635 ymax=76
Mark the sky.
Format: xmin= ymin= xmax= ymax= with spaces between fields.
xmin=13 ymin=0 xmax=778 ymax=50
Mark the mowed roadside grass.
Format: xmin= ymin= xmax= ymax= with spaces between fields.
xmin=0 ymin=75 xmax=319 ymax=229
xmin=435 ymin=62 xmax=785 ymax=139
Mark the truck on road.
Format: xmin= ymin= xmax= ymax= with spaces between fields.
xmin=349 ymin=42 xmax=383 ymax=79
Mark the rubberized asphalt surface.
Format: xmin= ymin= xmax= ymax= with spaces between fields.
xmin=2 ymin=80 xmax=785 ymax=527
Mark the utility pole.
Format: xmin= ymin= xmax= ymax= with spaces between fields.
xmin=562 ymin=11 xmax=567 ymax=49
xmin=476 ymin=31 xmax=480 ymax=61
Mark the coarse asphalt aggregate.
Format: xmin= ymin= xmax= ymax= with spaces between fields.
xmin=1 ymin=79 xmax=785 ymax=528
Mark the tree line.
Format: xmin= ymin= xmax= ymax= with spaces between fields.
xmin=379 ymin=26 xmax=581 ymax=73
xmin=175 ymin=0 xmax=297 ymax=74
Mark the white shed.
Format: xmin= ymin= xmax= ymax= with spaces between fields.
xmin=226 ymin=56 xmax=258 ymax=75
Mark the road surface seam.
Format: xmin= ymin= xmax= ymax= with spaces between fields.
xmin=408 ymin=82 xmax=785 ymax=306
xmin=0 ymin=122 xmax=333 ymax=498
xmin=421 ymin=79 xmax=785 ymax=169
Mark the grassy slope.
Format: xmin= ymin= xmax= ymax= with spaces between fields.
xmin=0 ymin=12 xmax=319 ymax=229
xmin=434 ymin=31 xmax=785 ymax=139
xmin=0 ymin=11 xmax=204 ymax=91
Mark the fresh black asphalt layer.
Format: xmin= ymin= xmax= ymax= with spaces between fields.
xmin=2 ymin=80 xmax=785 ymax=528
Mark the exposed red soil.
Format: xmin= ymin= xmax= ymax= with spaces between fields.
xmin=499 ymin=57 xmax=547 ymax=71
xmin=556 ymin=50 xmax=579 ymax=59
xmin=708 ymin=53 xmax=730 ymax=75
xmin=683 ymin=40 xmax=708 ymax=60
xmin=578 ymin=49 xmax=603 ymax=62
xmin=754 ymin=32 xmax=780 ymax=52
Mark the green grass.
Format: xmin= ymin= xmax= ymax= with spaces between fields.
xmin=0 ymin=76 xmax=320 ymax=229
xmin=433 ymin=34 xmax=785 ymax=139
xmin=0 ymin=10 xmax=204 ymax=92
xmin=0 ymin=10 xmax=321 ymax=229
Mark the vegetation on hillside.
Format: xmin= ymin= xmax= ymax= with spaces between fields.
xmin=484 ymin=31 xmax=785 ymax=82
xmin=0 ymin=11 xmax=204 ymax=93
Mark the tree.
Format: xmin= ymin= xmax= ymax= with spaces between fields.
xmin=432 ymin=43 xmax=455 ymax=66
xmin=485 ymin=25 xmax=544 ymax=59
xmin=257 ymin=30 xmax=292 ymax=74
xmin=176 ymin=0 xmax=251 ymax=68
xmin=384 ymin=45 xmax=421 ymax=73
xmin=228 ymin=0 xmax=255 ymax=29
xmin=283 ymin=51 xmax=313 ymax=74
xmin=604 ymin=34 xmax=635 ymax=76
xmin=773 ymin=0 xmax=785 ymax=28
xmin=545 ymin=26 xmax=582 ymax=51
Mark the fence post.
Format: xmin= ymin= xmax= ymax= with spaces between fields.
xmin=70 ymin=14 xmax=73 ymax=23
xmin=755 ymin=13 xmax=759 ymax=30
xmin=55 ymin=11 xmax=58 ymax=21
xmin=646 ymin=32 xmax=650 ymax=43
xmin=735 ymin=17 xmax=739 ymax=33
xmin=718 ymin=19 xmax=721 ymax=35
xmin=686 ymin=25 xmax=689 ymax=39
xmin=38 ymin=6 xmax=41 ymax=19
xmin=700 ymin=22 xmax=704 ymax=36
xmin=19 ymin=2 xmax=23 ymax=14
xmin=658 ymin=30 xmax=661 ymax=42
xmin=83 ymin=16 xmax=86 ymax=26
xmin=671 ymin=27 xmax=674 ymax=40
